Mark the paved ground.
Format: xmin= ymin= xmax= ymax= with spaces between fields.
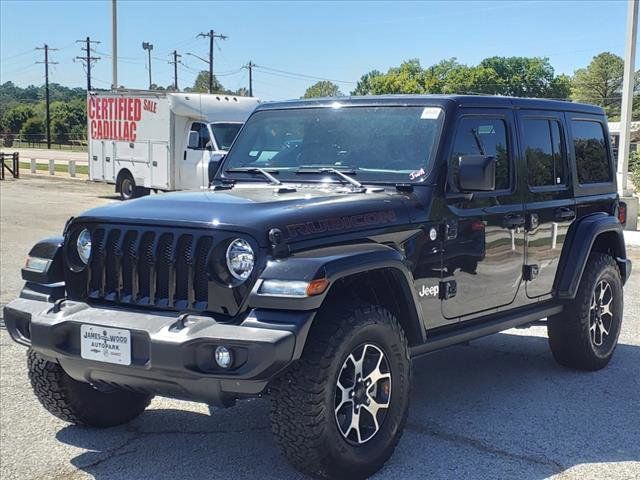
xmin=1 ymin=176 xmax=639 ymax=480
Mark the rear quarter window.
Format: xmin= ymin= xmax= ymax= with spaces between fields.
xmin=571 ymin=120 xmax=611 ymax=184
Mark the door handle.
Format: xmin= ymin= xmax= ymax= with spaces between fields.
xmin=555 ymin=207 xmax=576 ymax=221
xmin=503 ymin=213 xmax=525 ymax=229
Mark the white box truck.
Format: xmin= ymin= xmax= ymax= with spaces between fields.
xmin=88 ymin=90 xmax=259 ymax=199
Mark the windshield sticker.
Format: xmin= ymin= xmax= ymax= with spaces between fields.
xmin=409 ymin=168 xmax=425 ymax=180
xmin=420 ymin=107 xmax=441 ymax=120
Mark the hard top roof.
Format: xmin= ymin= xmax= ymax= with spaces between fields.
xmin=256 ymin=94 xmax=604 ymax=115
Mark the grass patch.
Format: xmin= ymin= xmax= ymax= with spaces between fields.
xmin=19 ymin=162 xmax=89 ymax=175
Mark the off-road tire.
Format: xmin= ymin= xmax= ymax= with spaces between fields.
xmin=270 ymin=304 xmax=411 ymax=479
xmin=27 ymin=349 xmax=152 ymax=427
xmin=548 ymin=253 xmax=623 ymax=371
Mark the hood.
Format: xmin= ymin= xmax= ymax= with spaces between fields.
xmin=77 ymin=184 xmax=422 ymax=246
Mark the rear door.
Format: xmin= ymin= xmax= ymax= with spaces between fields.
xmin=89 ymin=139 xmax=104 ymax=181
xmin=518 ymin=111 xmax=575 ymax=298
xmin=442 ymin=109 xmax=525 ymax=320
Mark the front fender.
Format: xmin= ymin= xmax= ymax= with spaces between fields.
xmin=555 ymin=213 xmax=628 ymax=299
xmin=249 ymin=243 xmax=421 ymax=312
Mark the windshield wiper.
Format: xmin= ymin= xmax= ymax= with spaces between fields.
xmin=296 ymin=166 xmax=363 ymax=189
xmin=225 ymin=167 xmax=282 ymax=185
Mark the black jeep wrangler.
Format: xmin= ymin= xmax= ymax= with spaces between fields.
xmin=4 ymin=95 xmax=632 ymax=479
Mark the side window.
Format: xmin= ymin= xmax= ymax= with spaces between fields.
xmin=450 ymin=117 xmax=510 ymax=191
xmin=572 ymin=120 xmax=611 ymax=184
xmin=189 ymin=122 xmax=211 ymax=150
xmin=523 ymin=118 xmax=565 ymax=187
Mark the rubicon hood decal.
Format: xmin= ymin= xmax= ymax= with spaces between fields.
xmin=286 ymin=210 xmax=397 ymax=238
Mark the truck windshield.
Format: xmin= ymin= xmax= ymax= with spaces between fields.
xmin=221 ymin=106 xmax=444 ymax=183
xmin=210 ymin=123 xmax=243 ymax=151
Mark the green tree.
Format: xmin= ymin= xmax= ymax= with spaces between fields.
xmin=302 ymin=80 xmax=342 ymax=98
xmin=478 ymin=56 xmax=571 ymax=98
xmin=49 ymin=99 xmax=86 ymax=144
xmin=2 ymin=104 xmax=37 ymax=133
xmin=571 ymin=52 xmax=634 ymax=119
xmin=368 ymin=59 xmax=427 ymax=94
xmin=19 ymin=116 xmax=44 ymax=141
xmin=351 ymin=70 xmax=382 ymax=96
xmin=190 ymin=71 xmax=226 ymax=93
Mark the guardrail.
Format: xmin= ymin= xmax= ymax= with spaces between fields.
xmin=0 ymin=152 xmax=19 ymax=180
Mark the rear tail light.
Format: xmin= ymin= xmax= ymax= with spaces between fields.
xmin=617 ymin=202 xmax=627 ymax=226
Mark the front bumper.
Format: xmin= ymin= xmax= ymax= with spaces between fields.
xmin=3 ymin=297 xmax=315 ymax=407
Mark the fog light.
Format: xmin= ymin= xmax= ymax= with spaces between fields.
xmin=214 ymin=346 xmax=233 ymax=369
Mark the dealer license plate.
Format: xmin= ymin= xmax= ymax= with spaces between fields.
xmin=80 ymin=325 xmax=131 ymax=366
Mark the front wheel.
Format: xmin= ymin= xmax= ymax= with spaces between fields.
xmin=548 ymin=253 xmax=623 ymax=371
xmin=27 ymin=350 xmax=152 ymax=427
xmin=270 ymin=304 xmax=411 ymax=479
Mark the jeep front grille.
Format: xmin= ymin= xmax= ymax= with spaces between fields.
xmin=68 ymin=226 xmax=218 ymax=311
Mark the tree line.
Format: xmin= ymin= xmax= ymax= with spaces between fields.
xmin=304 ymin=53 xmax=640 ymax=121
xmin=1 ymin=52 xmax=638 ymax=147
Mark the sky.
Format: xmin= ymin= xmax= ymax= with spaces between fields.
xmin=1 ymin=0 xmax=638 ymax=101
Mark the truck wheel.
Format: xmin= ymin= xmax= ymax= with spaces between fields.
xmin=548 ymin=253 xmax=623 ymax=371
xmin=270 ymin=304 xmax=411 ymax=479
xmin=118 ymin=173 xmax=135 ymax=201
xmin=27 ymin=349 xmax=152 ymax=427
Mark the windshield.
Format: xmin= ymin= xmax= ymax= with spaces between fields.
xmin=221 ymin=106 xmax=443 ymax=183
xmin=210 ymin=123 xmax=243 ymax=151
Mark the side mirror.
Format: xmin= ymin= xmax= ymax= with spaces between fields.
xmin=458 ymin=155 xmax=496 ymax=192
xmin=188 ymin=131 xmax=199 ymax=149
xmin=208 ymin=155 xmax=225 ymax=185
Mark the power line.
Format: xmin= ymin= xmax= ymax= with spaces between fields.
xmin=0 ymin=48 xmax=36 ymax=63
xmin=197 ymin=29 xmax=227 ymax=93
xmin=254 ymin=64 xmax=356 ymax=84
xmin=169 ymin=50 xmax=181 ymax=90
xmin=245 ymin=61 xmax=255 ymax=97
xmin=75 ymin=37 xmax=100 ymax=91
xmin=35 ymin=44 xmax=58 ymax=149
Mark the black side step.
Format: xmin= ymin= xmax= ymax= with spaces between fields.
xmin=411 ymin=303 xmax=562 ymax=359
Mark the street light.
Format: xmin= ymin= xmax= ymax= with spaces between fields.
xmin=186 ymin=52 xmax=210 ymax=67
xmin=142 ymin=41 xmax=153 ymax=89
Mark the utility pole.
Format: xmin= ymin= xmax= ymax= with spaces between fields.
xmin=247 ymin=61 xmax=254 ymax=97
xmin=169 ymin=50 xmax=181 ymax=90
xmin=112 ymin=0 xmax=118 ymax=89
xmin=617 ymin=0 xmax=638 ymax=199
xmin=142 ymin=42 xmax=153 ymax=89
xmin=197 ymin=29 xmax=227 ymax=93
xmin=36 ymin=44 xmax=58 ymax=149
xmin=75 ymin=37 xmax=101 ymax=91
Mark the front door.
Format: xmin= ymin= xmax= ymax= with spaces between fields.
xmin=442 ymin=109 xmax=525 ymax=320
xmin=518 ymin=111 xmax=576 ymax=298
xmin=181 ymin=121 xmax=212 ymax=190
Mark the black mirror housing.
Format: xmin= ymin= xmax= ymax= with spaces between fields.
xmin=208 ymin=155 xmax=225 ymax=185
xmin=458 ymin=155 xmax=496 ymax=192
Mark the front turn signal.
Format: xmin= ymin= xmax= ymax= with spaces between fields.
xmin=306 ymin=278 xmax=330 ymax=296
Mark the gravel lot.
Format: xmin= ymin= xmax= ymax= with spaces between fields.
xmin=1 ymin=176 xmax=639 ymax=480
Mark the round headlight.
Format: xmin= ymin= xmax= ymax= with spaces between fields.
xmin=226 ymin=238 xmax=254 ymax=281
xmin=76 ymin=229 xmax=92 ymax=265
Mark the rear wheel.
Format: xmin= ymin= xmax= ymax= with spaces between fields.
xmin=117 ymin=173 xmax=135 ymax=201
xmin=270 ymin=304 xmax=411 ymax=479
xmin=27 ymin=349 xmax=152 ymax=427
xmin=548 ymin=253 xmax=623 ymax=371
